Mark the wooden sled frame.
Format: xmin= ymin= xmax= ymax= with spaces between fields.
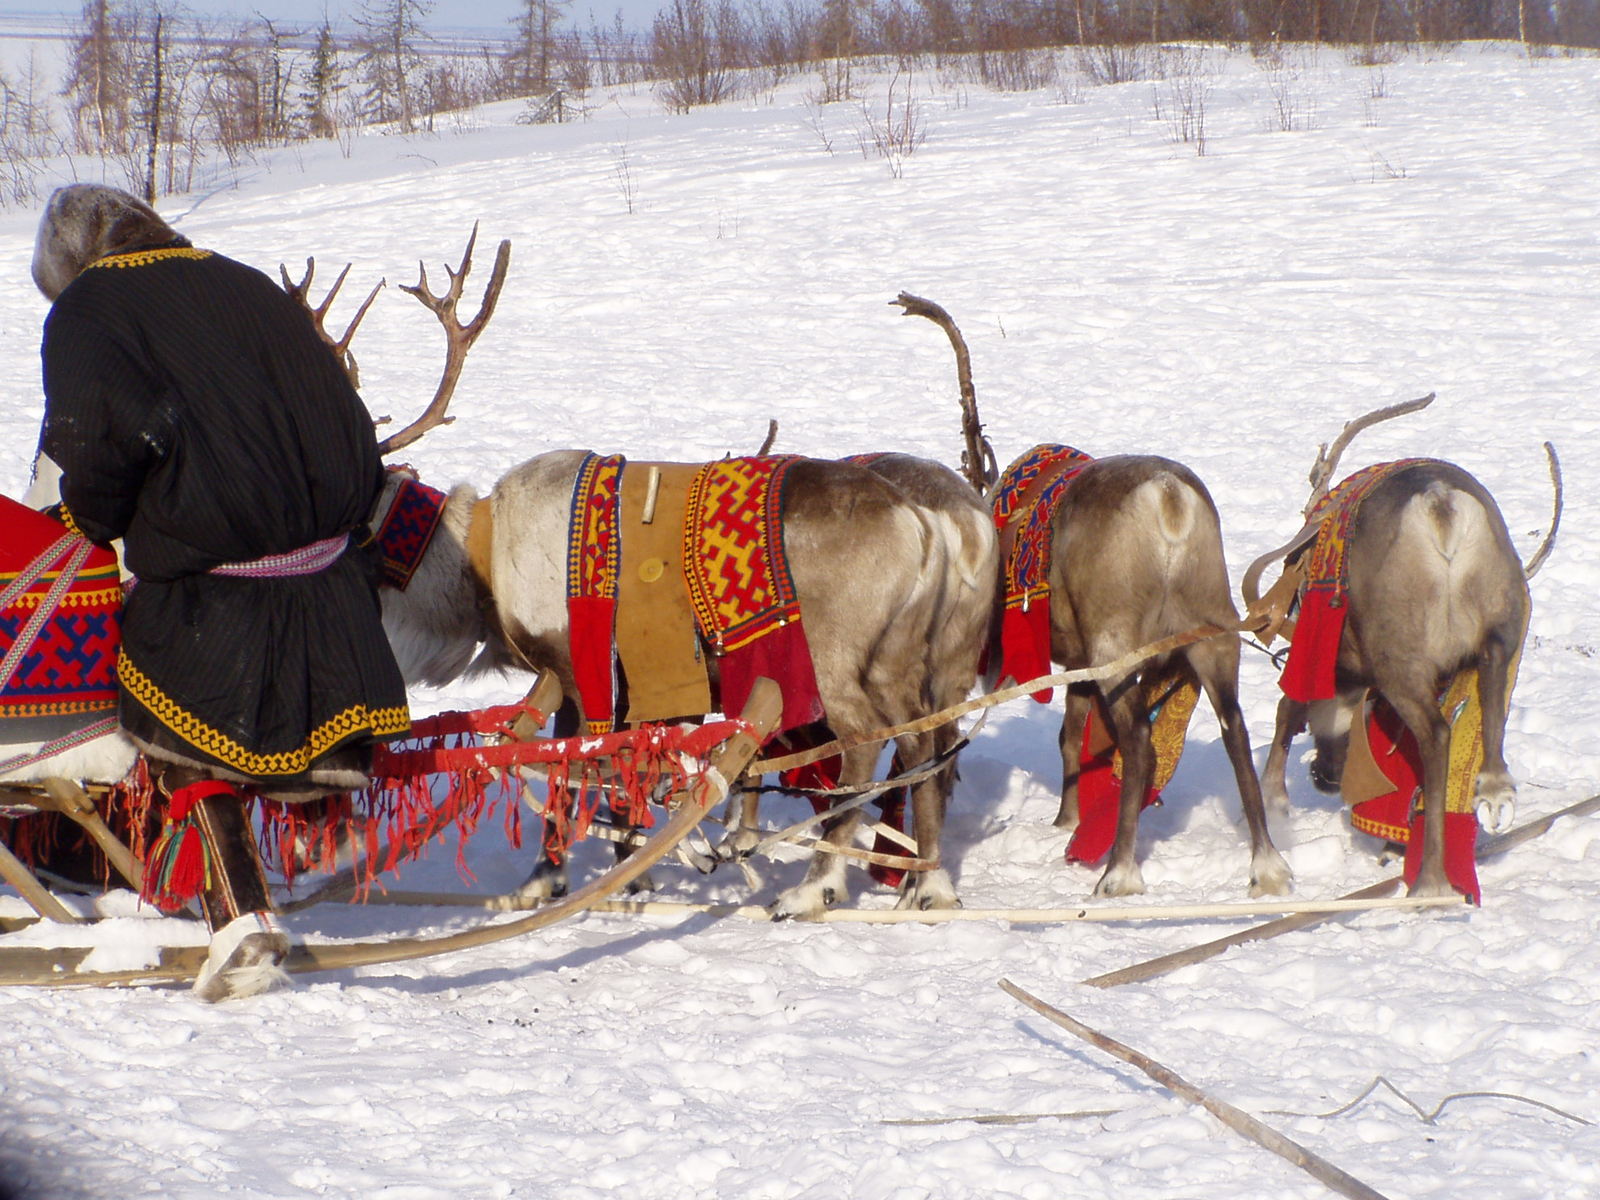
xmin=0 ymin=677 xmax=782 ymax=988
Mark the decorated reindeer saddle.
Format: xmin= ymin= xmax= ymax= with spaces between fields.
xmin=565 ymin=453 xmax=823 ymax=738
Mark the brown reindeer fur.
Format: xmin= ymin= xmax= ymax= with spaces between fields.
xmin=1041 ymin=455 xmax=1290 ymax=898
xmin=379 ymin=450 xmax=998 ymax=919
xmin=1260 ymin=460 xmax=1529 ymax=898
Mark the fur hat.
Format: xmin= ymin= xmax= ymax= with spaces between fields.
xmin=32 ymin=184 xmax=187 ymax=301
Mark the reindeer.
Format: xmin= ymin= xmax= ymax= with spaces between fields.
xmin=287 ymin=239 xmax=998 ymax=920
xmin=891 ymin=293 xmax=1290 ymax=899
xmin=1245 ymin=398 xmax=1561 ymax=899
xmin=378 ymin=451 xmax=995 ymax=919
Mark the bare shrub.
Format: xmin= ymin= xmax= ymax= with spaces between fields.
xmin=0 ymin=54 xmax=60 ymax=209
xmin=610 ymin=138 xmax=638 ymax=211
xmin=854 ymin=69 xmax=924 ymax=177
xmin=1075 ymin=40 xmax=1154 ymax=86
xmin=1159 ymin=49 xmax=1210 ymax=155
xmin=1260 ymin=49 xmax=1319 ymax=131
xmin=802 ymin=92 xmax=836 ymax=153
xmin=652 ymin=0 xmax=744 ymax=111
xmin=977 ymin=46 xmax=1059 ymax=92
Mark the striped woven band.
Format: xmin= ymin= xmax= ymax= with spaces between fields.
xmin=210 ymin=533 xmax=349 ymax=578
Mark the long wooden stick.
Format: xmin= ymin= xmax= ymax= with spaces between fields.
xmin=37 ymin=777 xmax=145 ymax=891
xmin=1084 ymin=790 xmax=1600 ymax=989
xmin=0 ymin=839 xmax=82 ymax=924
xmin=752 ymin=620 xmax=1241 ymax=775
xmin=352 ymin=891 xmax=1462 ymax=922
xmin=999 ymin=979 xmax=1393 ymax=1200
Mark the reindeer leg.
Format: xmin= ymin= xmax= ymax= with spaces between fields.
xmin=1188 ymin=641 xmax=1292 ymax=897
xmin=1472 ymin=630 xmax=1518 ymax=835
xmin=1388 ymin=692 xmax=1455 ymax=898
xmin=1054 ymin=684 xmax=1095 ymax=830
xmin=1261 ymin=696 xmax=1306 ymax=818
xmin=896 ymin=726 xmax=959 ymax=912
xmin=1095 ymin=680 xmax=1153 ymax=898
xmin=771 ymin=744 xmax=879 ymax=921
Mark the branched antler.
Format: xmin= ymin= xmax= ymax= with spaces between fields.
xmin=891 ymin=291 xmax=998 ymax=494
xmin=378 ymin=223 xmax=513 ymax=457
xmin=279 ymin=258 xmax=386 ymax=390
xmin=1303 ymin=392 xmax=1435 ymax=517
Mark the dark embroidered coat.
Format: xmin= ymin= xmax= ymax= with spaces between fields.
xmin=39 ymin=243 xmax=410 ymax=790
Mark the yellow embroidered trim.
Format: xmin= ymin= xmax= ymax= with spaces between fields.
xmin=0 ymin=700 xmax=115 ymax=719
xmin=88 ymin=247 xmax=212 ymax=271
xmin=118 ymin=655 xmax=410 ymax=778
xmin=1 ymin=585 xmax=124 ymax=612
xmin=57 ymin=504 xmax=87 ymax=538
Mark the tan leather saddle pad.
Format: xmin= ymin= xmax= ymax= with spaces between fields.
xmin=615 ymin=462 xmax=712 ymax=723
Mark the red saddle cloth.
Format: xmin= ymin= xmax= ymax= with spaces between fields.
xmin=0 ymin=495 xmax=123 ymax=722
xmin=565 ymin=454 xmax=824 ymax=738
xmin=989 ymin=444 xmax=1095 ymax=703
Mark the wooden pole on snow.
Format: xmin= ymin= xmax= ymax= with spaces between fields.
xmin=999 ymin=979 xmax=1394 ymax=1200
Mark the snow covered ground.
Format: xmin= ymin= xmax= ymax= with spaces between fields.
xmin=1 ymin=41 xmax=1597 ymax=1200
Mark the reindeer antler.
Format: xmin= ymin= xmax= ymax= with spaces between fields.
xmin=279 ymin=257 xmax=386 ymax=390
xmin=378 ymin=223 xmax=513 ymax=457
xmin=892 ymin=291 xmax=998 ymax=495
xmin=1522 ymin=441 xmax=1563 ymax=579
xmin=1303 ymin=392 xmax=1435 ymax=518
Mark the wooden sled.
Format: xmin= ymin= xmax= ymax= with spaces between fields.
xmin=0 ymin=677 xmax=781 ymax=989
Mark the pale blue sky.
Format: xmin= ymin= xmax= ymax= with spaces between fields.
xmin=3 ymin=0 xmax=660 ymax=38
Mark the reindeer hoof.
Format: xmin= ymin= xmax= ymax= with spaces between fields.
xmin=1093 ymin=863 xmax=1145 ymax=898
xmin=1475 ymin=796 xmax=1516 ymax=835
xmin=1407 ymin=874 xmax=1460 ymax=901
xmin=1248 ymin=851 xmax=1293 ymax=898
xmin=895 ymin=869 xmax=959 ymax=912
xmin=193 ymin=913 xmax=292 ymax=1004
xmin=623 ymin=870 xmax=659 ymax=896
xmin=716 ymin=829 xmax=761 ymax=862
xmin=769 ymin=881 xmax=839 ymax=922
xmin=515 ymin=864 xmax=569 ymax=901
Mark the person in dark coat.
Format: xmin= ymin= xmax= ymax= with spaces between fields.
xmin=31 ymin=183 xmax=410 ymax=1000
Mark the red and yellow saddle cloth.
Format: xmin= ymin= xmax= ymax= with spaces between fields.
xmin=1335 ymin=656 xmax=1519 ymax=905
xmin=989 ymin=443 xmax=1095 ymax=702
xmin=1276 ymin=458 xmax=1510 ymax=902
xmin=0 ymin=495 xmax=123 ymax=721
xmin=566 ymin=453 xmax=823 ymax=738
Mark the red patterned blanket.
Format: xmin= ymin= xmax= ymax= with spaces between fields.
xmin=0 ymin=495 xmax=122 ymax=721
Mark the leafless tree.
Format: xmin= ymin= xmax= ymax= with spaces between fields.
xmin=355 ymin=0 xmax=433 ymax=133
